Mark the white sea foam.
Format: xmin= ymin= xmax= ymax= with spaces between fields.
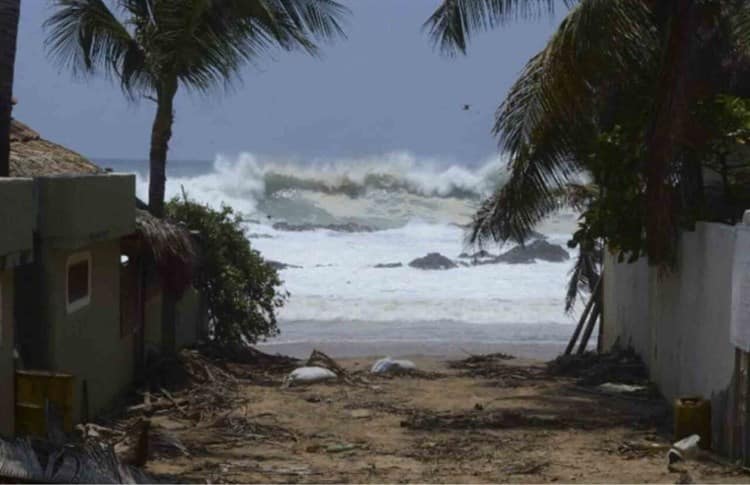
xmin=132 ymin=152 xmax=581 ymax=351
xmin=249 ymin=221 xmax=579 ymax=328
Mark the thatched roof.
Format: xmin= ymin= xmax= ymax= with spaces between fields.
xmin=9 ymin=119 xmax=105 ymax=177
xmin=135 ymin=208 xmax=195 ymax=293
xmin=9 ymin=118 xmax=196 ymax=291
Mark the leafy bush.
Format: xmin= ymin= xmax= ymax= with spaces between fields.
xmin=166 ymin=197 xmax=287 ymax=345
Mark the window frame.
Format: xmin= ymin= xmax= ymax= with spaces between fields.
xmin=66 ymin=252 xmax=92 ymax=314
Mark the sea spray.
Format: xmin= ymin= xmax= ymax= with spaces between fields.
xmin=120 ymin=153 xmax=580 ymax=354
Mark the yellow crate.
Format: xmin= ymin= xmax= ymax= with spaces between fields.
xmin=15 ymin=370 xmax=74 ymax=437
xmin=674 ymin=396 xmax=711 ymax=450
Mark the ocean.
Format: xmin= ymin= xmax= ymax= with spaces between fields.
xmin=102 ymin=154 xmax=582 ymax=359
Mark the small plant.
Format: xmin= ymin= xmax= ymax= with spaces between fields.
xmin=166 ymin=196 xmax=287 ymax=346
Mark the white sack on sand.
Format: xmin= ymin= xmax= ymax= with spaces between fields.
xmin=287 ymin=366 xmax=337 ymax=385
xmin=371 ymin=357 xmax=416 ymax=374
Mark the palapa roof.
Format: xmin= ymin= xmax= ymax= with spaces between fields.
xmin=134 ymin=207 xmax=195 ymax=292
xmin=9 ymin=119 xmax=105 ymax=177
xmin=9 ymin=118 xmax=195 ymax=291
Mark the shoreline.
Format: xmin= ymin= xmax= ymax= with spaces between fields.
xmin=255 ymin=340 xmax=568 ymax=361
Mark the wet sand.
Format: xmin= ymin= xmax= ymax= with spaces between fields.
xmin=256 ymin=340 xmax=568 ymax=361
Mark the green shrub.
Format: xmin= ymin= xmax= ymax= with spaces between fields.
xmin=166 ymin=197 xmax=287 ymax=345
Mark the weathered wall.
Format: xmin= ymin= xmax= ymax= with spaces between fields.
xmin=143 ymin=281 xmax=163 ymax=359
xmin=0 ymin=178 xmax=33 ymax=258
xmin=0 ymin=270 xmax=15 ymax=436
xmin=602 ymin=222 xmax=738 ymax=446
xmin=175 ymin=287 xmax=201 ymax=350
xmin=42 ymin=240 xmax=134 ymax=423
xmin=35 ymin=175 xmax=134 ymax=249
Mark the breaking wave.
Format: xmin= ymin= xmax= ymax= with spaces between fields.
xmin=136 ymin=151 xmax=509 ymax=228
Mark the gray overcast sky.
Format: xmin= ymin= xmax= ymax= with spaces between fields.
xmin=13 ymin=1 xmax=565 ymax=164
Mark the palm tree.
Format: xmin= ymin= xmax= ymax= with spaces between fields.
xmin=425 ymin=0 xmax=750 ymax=308
xmin=427 ymin=1 xmax=749 ymax=248
xmin=46 ymin=0 xmax=348 ymax=217
xmin=0 ymin=0 xmax=20 ymax=177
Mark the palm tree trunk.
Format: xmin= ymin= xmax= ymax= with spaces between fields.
xmin=644 ymin=0 xmax=697 ymax=264
xmin=0 ymin=0 xmax=20 ymax=178
xmin=148 ymin=80 xmax=178 ymax=218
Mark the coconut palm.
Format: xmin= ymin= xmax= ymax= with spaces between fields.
xmin=426 ymin=0 xmax=750 ymax=308
xmin=0 ymin=0 xmax=20 ymax=177
xmin=46 ymin=0 xmax=348 ymax=217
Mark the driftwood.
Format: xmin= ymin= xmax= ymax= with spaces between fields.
xmin=564 ymin=276 xmax=601 ymax=355
xmin=577 ymin=283 xmax=603 ymax=355
xmin=305 ymin=349 xmax=371 ymax=387
xmin=564 ymin=275 xmax=603 ymax=356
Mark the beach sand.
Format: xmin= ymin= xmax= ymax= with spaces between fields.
xmin=138 ymin=351 xmax=743 ymax=484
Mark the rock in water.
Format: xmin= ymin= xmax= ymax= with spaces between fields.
xmin=457 ymin=250 xmax=494 ymax=259
xmin=495 ymin=240 xmax=570 ymax=264
xmin=408 ymin=253 xmax=457 ymax=270
xmin=272 ymin=221 xmax=374 ymax=233
xmin=267 ymin=260 xmax=302 ymax=270
xmin=374 ymin=262 xmax=403 ymax=268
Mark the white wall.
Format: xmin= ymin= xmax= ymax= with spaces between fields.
xmin=602 ymin=222 xmax=739 ymax=450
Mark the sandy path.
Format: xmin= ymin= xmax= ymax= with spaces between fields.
xmin=138 ymin=355 xmax=746 ymax=484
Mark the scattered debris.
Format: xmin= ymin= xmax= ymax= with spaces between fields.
xmin=669 ymin=434 xmax=702 ymax=464
xmin=0 ymin=437 xmax=154 ymax=483
xmin=349 ymin=409 xmax=372 ymax=419
xmin=210 ymin=414 xmax=297 ymax=443
xmin=599 ymin=382 xmax=648 ymax=395
xmin=505 ymin=460 xmax=550 ymax=475
xmin=305 ymin=349 xmax=371 ymax=386
xmin=448 ymin=353 xmax=544 ymax=386
xmin=401 ymin=410 xmax=562 ymax=431
xmin=326 ymin=443 xmax=357 ymax=453
xmin=547 ymin=347 xmax=650 ymax=387
xmin=613 ymin=439 xmax=668 ymax=459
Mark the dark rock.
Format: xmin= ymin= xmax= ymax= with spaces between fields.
xmin=267 ymin=260 xmax=302 ymax=270
xmin=247 ymin=233 xmax=275 ymax=239
xmin=408 ymin=253 xmax=457 ymax=270
xmin=374 ymin=262 xmax=403 ymax=268
xmin=494 ymin=240 xmax=570 ymax=264
xmin=272 ymin=222 xmax=374 ymax=233
xmin=458 ymin=250 xmax=494 ymax=259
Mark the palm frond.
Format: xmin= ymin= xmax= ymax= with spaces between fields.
xmin=155 ymin=0 xmax=348 ymax=93
xmin=45 ymin=0 xmax=149 ymax=95
xmin=470 ymin=0 xmax=658 ymax=246
xmin=45 ymin=0 xmax=127 ymax=73
xmin=424 ymin=0 xmax=578 ymax=56
xmin=274 ymin=0 xmax=348 ymax=45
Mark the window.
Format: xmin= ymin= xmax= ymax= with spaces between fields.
xmin=66 ymin=252 xmax=91 ymax=313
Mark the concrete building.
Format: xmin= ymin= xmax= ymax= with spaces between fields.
xmin=7 ymin=119 xmax=200 ymax=429
xmin=0 ymin=178 xmax=34 ymax=436
xmin=14 ymin=174 xmax=137 ymax=424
